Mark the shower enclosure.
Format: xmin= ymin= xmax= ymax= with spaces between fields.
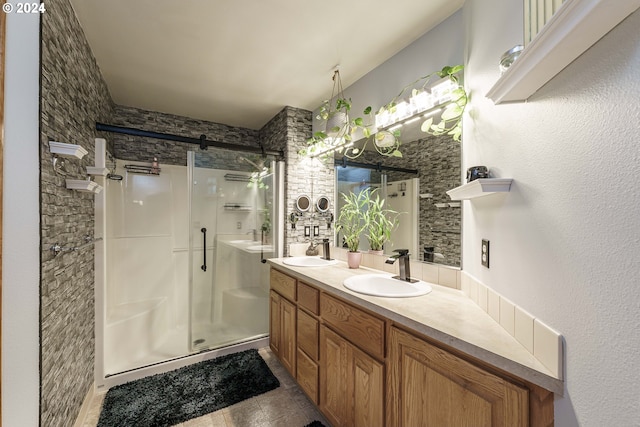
xmin=99 ymin=147 xmax=283 ymax=383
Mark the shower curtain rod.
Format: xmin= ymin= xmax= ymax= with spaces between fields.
xmin=95 ymin=123 xmax=284 ymax=158
xmin=336 ymin=156 xmax=418 ymax=175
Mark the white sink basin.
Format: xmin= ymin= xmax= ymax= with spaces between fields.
xmin=343 ymin=274 xmax=432 ymax=298
xmin=228 ymin=240 xmax=260 ymax=244
xmin=282 ymin=256 xmax=340 ymax=267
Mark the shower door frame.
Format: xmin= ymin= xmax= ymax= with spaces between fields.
xmin=187 ymin=151 xmax=284 ymax=353
xmin=95 ymin=156 xmax=283 ymax=391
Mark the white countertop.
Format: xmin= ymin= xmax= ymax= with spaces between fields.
xmin=268 ymin=258 xmax=564 ymax=395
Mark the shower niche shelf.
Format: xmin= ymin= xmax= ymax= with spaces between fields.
xmin=49 ymin=141 xmax=88 ymax=159
xmin=446 ymin=178 xmax=512 ymax=200
xmin=66 ymin=179 xmax=103 ymax=194
xmin=86 ymin=167 xmax=110 ymax=176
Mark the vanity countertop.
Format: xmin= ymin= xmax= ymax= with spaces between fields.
xmin=268 ymin=258 xmax=564 ymax=395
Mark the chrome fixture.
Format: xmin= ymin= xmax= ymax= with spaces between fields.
xmin=321 ymin=238 xmax=332 ymax=261
xmin=49 ymin=236 xmax=103 ymax=256
xmin=385 ymin=249 xmax=418 ymax=283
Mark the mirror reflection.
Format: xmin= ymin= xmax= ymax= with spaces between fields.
xmin=334 ymin=126 xmax=461 ymax=267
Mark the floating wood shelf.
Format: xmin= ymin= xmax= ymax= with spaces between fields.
xmin=446 ymin=179 xmax=513 ymax=200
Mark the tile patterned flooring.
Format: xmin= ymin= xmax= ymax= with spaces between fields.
xmin=82 ymin=347 xmax=331 ymax=427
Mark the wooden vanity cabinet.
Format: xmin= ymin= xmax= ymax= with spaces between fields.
xmin=269 ymin=269 xmax=297 ymax=376
xmin=388 ymin=326 xmax=529 ymax=427
xmin=296 ymin=281 xmax=320 ymax=403
xmin=269 ymin=267 xmax=552 ymax=427
xmin=269 ymin=290 xmax=296 ymax=376
xmin=320 ymin=325 xmax=384 ymax=427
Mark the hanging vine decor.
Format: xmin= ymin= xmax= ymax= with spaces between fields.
xmin=301 ymin=65 xmax=468 ymax=160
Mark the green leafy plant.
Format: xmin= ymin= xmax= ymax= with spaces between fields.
xmin=335 ymin=190 xmax=369 ymax=252
xmin=365 ymin=189 xmax=401 ymax=251
xmin=302 ymin=98 xmax=401 ymax=159
xmin=379 ymin=65 xmax=467 ymax=142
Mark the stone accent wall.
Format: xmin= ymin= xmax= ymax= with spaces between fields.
xmin=40 ymin=0 xmax=115 ymax=425
xmin=342 ymin=134 xmax=461 ymax=266
xmin=260 ymin=107 xmax=331 ymax=255
xmin=109 ymin=105 xmax=262 ymax=166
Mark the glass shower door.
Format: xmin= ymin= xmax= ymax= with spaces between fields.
xmin=188 ymin=150 xmax=280 ymax=353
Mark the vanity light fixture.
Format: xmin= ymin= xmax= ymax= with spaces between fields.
xmin=375 ymin=78 xmax=458 ymax=131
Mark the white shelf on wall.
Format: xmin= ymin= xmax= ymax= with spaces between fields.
xmin=86 ymin=167 xmax=110 ymax=176
xmin=66 ymin=179 xmax=103 ymax=193
xmin=49 ymin=141 xmax=88 ymax=159
xmin=446 ymin=178 xmax=513 ymax=200
xmin=486 ymin=0 xmax=640 ymax=103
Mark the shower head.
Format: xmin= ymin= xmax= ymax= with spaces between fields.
xmin=107 ymin=174 xmax=123 ymax=181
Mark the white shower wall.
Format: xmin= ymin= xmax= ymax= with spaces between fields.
xmin=103 ymin=159 xmax=271 ymax=376
xmin=104 ymin=161 xmax=189 ymax=375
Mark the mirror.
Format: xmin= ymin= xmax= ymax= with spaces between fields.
xmin=334 ymin=121 xmax=461 ymax=267
xmin=295 ymin=194 xmax=311 ymax=212
xmin=316 ymin=196 xmax=330 ymax=213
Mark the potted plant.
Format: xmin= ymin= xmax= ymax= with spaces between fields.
xmin=365 ymin=188 xmax=400 ymax=254
xmin=336 ymin=190 xmax=368 ymax=268
xmin=300 ymin=69 xmax=402 ymax=159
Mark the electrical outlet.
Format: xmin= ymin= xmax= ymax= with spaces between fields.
xmin=236 ymin=221 xmax=241 ymax=230
xmin=481 ymin=239 xmax=490 ymax=268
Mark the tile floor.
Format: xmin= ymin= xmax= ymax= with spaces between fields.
xmin=82 ymin=347 xmax=331 ymax=427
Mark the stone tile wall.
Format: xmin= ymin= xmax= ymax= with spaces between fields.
xmin=40 ymin=0 xmax=115 ymax=425
xmin=260 ymin=107 xmax=330 ymax=255
xmin=109 ymin=105 xmax=263 ymax=167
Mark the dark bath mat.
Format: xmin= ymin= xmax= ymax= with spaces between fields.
xmin=97 ymin=349 xmax=279 ymax=427
xmin=304 ymin=422 xmax=327 ymax=427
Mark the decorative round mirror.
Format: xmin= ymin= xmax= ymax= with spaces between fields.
xmin=295 ymin=195 xmax=311 ymax=213
xmin=316 ymin=196 xmax=330 ymax=213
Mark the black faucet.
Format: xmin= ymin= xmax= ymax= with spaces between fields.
xmin=322 ymin=238 xmax=332 ymax=260
xmin=385 ymin=249 xmax=418 ymax=283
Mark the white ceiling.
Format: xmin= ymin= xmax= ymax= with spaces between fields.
xmin=70 ymin=0 xmax=463 ymax=130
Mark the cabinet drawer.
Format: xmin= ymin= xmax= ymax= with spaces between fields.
xmin=320 ymin=293 xmax=385 ymax=360
xmin=297 ymin=309 xmax=319 ymax=360
xmin=297 ymin=348 xmax=319 ymax=404
xmin=298 ymin=281 xmax=319 ymax=314
xmin=271 ymin=269 xmax=296 ymax=301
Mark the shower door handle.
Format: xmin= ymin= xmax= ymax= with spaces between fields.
xmin=201 ymin=227 xmax=207 ymax=271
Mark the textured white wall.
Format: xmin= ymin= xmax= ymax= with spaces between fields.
xmin=312 ymin=10 xmax=464 ymax=131
xmin=2 ymin=8 xmax=41 ymax=426
xmin=463 ymin=1 xmax=640 ymax=425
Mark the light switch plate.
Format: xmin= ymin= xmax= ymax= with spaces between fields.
xmin=481 ymin=239 xmax=490 ymax=268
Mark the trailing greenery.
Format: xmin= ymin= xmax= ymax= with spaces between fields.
xmin=300 ymin=65 xmax=468 ymax=160
xmin=379 ymin=65 xmax=467 ymax=142
xmin=365 ymin=189 xmax=400 ymax=251
xmin=301 ymin=97 xmax=402 ymax=159
xmin=335 ymin=190 xmax=369 ymax=252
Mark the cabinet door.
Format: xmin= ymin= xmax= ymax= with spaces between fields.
xmin=320 ymin=326 xmax=350 ymax=427
xmin=351 ymin=345 xmax=384 ymax=427
xmin=279 ymin=297 xmax=297 ymax=376
xmin=320 ymin=326 xmax=385 ymax=427
xmin=388 ymin=327 xmax=529 ymax=427
xmin=297 ymin=308 xmax=319 ymax=360
xmin=269 ymin=291 xmax=281 ymax=356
